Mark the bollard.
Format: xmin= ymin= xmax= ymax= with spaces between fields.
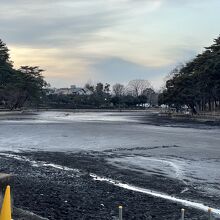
xmin=119 ymin=206 xmax=123 ymax=220
xmin=181 ymin=208 xmax=185 ymax=220
xmin=0 ymin=185 xmax=12 ymax=220
xmin=208 ymin=208 xmax=212 ymax=220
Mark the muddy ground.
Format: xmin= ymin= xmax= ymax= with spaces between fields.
xmin=0 ymin=150 xmax=219 ymax=220
xmin=0 ymin=111 xmax=219 ymax=219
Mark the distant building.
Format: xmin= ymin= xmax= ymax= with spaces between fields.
xmin=70 ymin=85 xmax=93 ymax=95
xmin=53 ymin=88 xmax=71 ymax=95
xmin=48 ymin=85 xmax=93 ymax=96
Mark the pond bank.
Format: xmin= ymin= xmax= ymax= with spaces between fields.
xmin=159 ymin=112 xmax=220 ymax=123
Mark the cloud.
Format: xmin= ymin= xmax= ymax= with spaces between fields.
xmin=0 ymin=0 xmax=219 ymax=88
xmin=91 ymin=56 xmax=172 ymax=88
xmin=10 ymin=46 xmax=92 ymax=81
xmin=0 ymin=0 xmax=162 ymax=47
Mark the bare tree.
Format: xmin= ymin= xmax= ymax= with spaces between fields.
xmin=127 ymin=79 xmax=152 ymax=97
xmin=84 ymin=82 xmax=94 ymax=92
xmin=160 ymin=63 xmax=184 ymax=91
xmin=104 ymin=83 xmax=110 ymax=94
xmin=112 ymin=83 xmax=125 ymax=97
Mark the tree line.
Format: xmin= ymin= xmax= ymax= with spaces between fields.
xmin=45 ymin=80 xmax=158 ymax=109
xmin=3 ymin=34 xmax=219 ymax=112
xmin=159 ymin=35 xmax=220 ymax=114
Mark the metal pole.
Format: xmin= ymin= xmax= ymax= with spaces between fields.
xmin=181 ymin=208 xmax=185 ymax=220
xmin=119 ymin=206 xmax=123 ymax=220
xmin=208 ymin=208 xmax=212 ymax=220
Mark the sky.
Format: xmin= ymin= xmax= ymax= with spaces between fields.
xmin=0 ymin=0 xmax=220 ymax=90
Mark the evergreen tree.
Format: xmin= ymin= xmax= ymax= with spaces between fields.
xmin=159 ymin=35 xmax=220 ymax=113
xmin=0 ymin=39 xmax=47 ymax=110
